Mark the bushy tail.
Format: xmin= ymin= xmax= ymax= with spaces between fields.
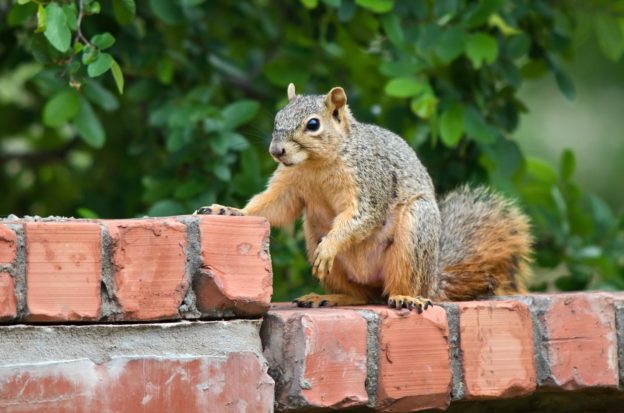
xmin=437 ymin=186 xmax=532 ymax=301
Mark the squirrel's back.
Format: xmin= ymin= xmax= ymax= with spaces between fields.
xmin=437 ymin=186 xmax=532 ymax=300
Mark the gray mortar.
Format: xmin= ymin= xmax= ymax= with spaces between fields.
xmin=614 ymin=299 xmax=624 ymax=389
xmin=0 ymin=319 xmax=263 ymax=366
xmin=515 ymin=295 xmax=552 ymax=387
xmin=7 ymin=224 xmax=27 ymax=319
xmin=440 ymin=303 xmax=465 ymax=401
xmin=260 ymin=314 xmax=287 ymax=406
xmin=176 ymin=216 xmax=201 ymax=319
xmin=99 ymin=225 xmax=123 ymax=320
xmin=283 ymin=313 xmax=309 ymax=410
xmin=357 ymin=309 xmax=380 ymax=407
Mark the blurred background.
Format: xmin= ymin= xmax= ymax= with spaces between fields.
xmin=0 ymin=0 xmax=623 ymax=300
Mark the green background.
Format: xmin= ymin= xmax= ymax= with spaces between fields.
xmin=1 ymin=0 xmax=623 ymax=300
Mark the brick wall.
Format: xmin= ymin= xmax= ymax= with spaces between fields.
xmin=1 ymin=216 xmax=623 ymax=412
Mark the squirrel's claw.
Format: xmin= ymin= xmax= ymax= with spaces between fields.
xmin=194 ymin=204 xmax=244 ymax=216
xmin=311 ymin=240 xmax=336 ymax=279
xmin=388 ymin=295 xmax=433 ymax=312
xmin=293 ymin=293 xmax=367 ymax=307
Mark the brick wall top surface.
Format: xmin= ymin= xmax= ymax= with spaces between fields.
xmin=263 ymin=292 xmax=624 ymax=412
xmin=0 ymin=215 xmax=272 ymax=323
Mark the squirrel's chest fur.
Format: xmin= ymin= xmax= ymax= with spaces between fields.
xmin=289 ymin=158 xmax=395 ymax=288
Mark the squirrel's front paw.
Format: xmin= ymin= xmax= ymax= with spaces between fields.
xmin=194 ymin=204 xmax=244 ymax=216
xmin=387 ymin=295 xmax=433 ymax=313
xmin=312 ymin=239 xmax=336 ymax=279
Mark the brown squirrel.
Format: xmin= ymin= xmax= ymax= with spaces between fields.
xmin=196 ymin=84 xmax=532 ymax=311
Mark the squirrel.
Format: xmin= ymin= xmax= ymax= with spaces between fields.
xmin=195 ymin=84 xmax=532 ymax=311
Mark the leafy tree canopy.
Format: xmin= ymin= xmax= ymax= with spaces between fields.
xmin=1 ymin=0 xmax=623 ymax=298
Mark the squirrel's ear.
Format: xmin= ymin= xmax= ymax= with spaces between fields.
xmin=325 ymin=87 xmax=347 ymax=111
xmin=287 ymin=83 xmax=296 ymax=101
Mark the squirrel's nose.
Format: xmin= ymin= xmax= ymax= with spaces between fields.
xmin=270 ymin=146 xmax=286 ymax=158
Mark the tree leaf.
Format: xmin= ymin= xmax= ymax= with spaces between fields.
xmin=111 ymin=59 xmax=125 ymax=94
xmin=227 ymin=132 xmax=250 ymax=151
xmin=355 ymin=0 xmax=393 ymax=13
xmin=87 ymin=52 xmax=113 ymax=77
xmin=73 ymin=97 xmax=105 ymax=148
xmin=113 ymin=0 xmax=136 ymax=25
xmin=83 ymin=79 xmax=119 ymax=111
xmin=381 ymin=14 xmax=404 ymax=46
xmin=43 ymin=3 xmax=71 ymax=52
xmin=410 ymin=93 xmax=437 ymax=119
xmin=62 ymin=3 xmax=77 ymax=31
xmin=82 ymin=45 xmax=98 ymax=65
xmin=166 ymin=127 xmax=193 ymax=152
xmin=560 ymin=149 xmax=575 ymax=181
xmin=8 ymin=3 xmax=37 ymax=27
xmin=435 ymin=26 xmax=465 ymax=63
xmin=221 ymin=100 xmax=260 ymax=130
xmin=506 ymin=33 xmax=530 ymax=59
xmin=462 ymin=0 xmax=504 ymax=28
xmin=157 ymin=57 xmax=174 ymax=84
xmin=384 ymin=77 xmax=429 ymax=98
xmin=213 ymin=163 xmax=231 ymax=181
xmin=594 ymin=14 xmax=624 ymax=61
xmin=149 ymin=0 xmax=184 ymax=25
xmin=526 ymin=157 xmax=557 ymax=185
xmin=439 ymin=103 xmax=465 ymax=147
xmin=464 ymin=106 xmax=495 ymax=143
xmin=552 ymin=64 xmax=575 ymax=101
xmin=210 ymin=133 xmax=229 ymax=155
xmin=91 ymin=32 xmax=115 ymax=50
xmin=300 ymin=0 xmax=318 ymax=9
xmin=43 ymin=88 xmax=80 ymax=127
xmin=35 ymin=3 xmax=46 ymax=33
xmin=466 ymin=33 xmax=499 ymax=68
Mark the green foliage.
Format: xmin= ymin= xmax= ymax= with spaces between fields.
xmin=1 ymin=0 xmax=623 ymax=299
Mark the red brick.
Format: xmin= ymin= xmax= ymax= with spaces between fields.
xmin=540 ymin=293 xmax=618 ymax=390
xmin=0 ymin=272 xmax=16 ymax=320
xmin=105 ymin=219 xmax=188 ymax=320
xmin=0 ymin=224 xmax=16 ymax=264
xmin=264 ymin=307 xmax=368 ymax=409
xmin=195 ymin=215 xmax=272 ymax=317
xmin=459 ymin=300 xmax=536 ymax=399
xmin=0 ymin=353 xmax=274 ymax=412
xmin=25 ymin=222 xmax=100 ymax=321
xmin=375 ymin=306 xmax=452 ymax=412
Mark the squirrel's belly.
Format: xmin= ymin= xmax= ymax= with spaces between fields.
xmin=337 ymin=213 xmax=396 ymax=287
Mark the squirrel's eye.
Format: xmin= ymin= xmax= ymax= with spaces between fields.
xmin=305 ymin=118 xmax=320 ymax=132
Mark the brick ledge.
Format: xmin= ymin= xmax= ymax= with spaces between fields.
xmin=263 ymin=292 xmax=624 ymax=412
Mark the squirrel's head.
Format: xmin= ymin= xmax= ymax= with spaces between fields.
xmin=269 ymin=83 xmax=353 ymax=167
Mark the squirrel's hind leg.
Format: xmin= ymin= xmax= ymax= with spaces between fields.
xmin=382 ymin=198 xmax=441 ymax=310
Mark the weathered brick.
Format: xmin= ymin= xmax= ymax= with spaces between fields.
xmin=375 ymin=306 xmax=452 ymax=412
xmin=0 ymin=224 xmax=16 ymax=264
xmin=0 ymin=272 xmax=16 ymax=320
xmin=0 ymin=320 xmax=274 ymax=413
xmin=25 ymin=222 xmax=101 ymax=321
xmin=459 ymin=300 xmax=536 ymax=399
xmin=263 ymin=307 xmax=368 ymax=410
xmin=539 ymin=293 xmax=618 ymax=390
xmin=0 ymin=354 xmax=273 ymax=413
xmin=195 ymin=215 xmax=272 ymax=317
xmin=105 ymin=219 xmax=188 ymax=320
